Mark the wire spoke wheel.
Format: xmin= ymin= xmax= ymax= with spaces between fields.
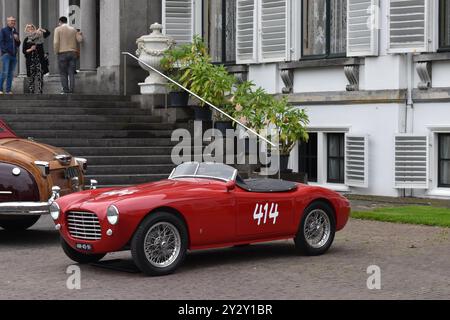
xmin=303 ymin=209 xmax=331 ymax=249
xmin=143 ymin=222 xmax=181 ymax=268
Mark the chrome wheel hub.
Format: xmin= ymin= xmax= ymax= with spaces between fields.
xmin=304 ymin=209 xmax=331 ymax=249
xmin=144 ymin=222 xmax=181 ymax=268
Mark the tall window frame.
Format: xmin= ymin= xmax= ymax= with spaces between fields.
xmin=301 ymin=0 xmax=347 ymax=60
xmin=327 ymin=133 xmax=345 ymax=184
xmin=203 ymin=0 xmax=236 ymax=65
xmin=439 ymin=0 xmax=450 ymax=51
xmin=298 ymin=132 xmax=318 ymax=183
xmin=438 ymin=133 xmax=450 ymax=188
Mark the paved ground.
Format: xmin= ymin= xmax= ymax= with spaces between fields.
xmin=0 ymin=214 xmax=449 ymax=300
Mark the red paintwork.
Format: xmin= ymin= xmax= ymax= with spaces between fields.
xmin=0 ymin=119 xmax=17 ymax=139
xmin=55 ymin=178 xmax=350 ymax=254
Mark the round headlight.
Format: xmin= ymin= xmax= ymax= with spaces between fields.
xmin=50 ymin=202 xmax=60 ymax=221
xmin=107 ymin=205 xmax=119 ymax=225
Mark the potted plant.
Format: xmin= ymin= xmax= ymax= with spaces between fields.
xmin=268 ymin=97 xmax=309 ymax=172
xmin=177 ymin=39 xmax=236 ymax=121
xmin=160 ymin=45 xmax=190 ymax=107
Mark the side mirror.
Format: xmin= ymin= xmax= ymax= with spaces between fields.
xmin=225 ymin=180 xmax=236 ymax=192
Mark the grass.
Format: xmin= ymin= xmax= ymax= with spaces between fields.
xmin=351 ymin=206 xmax=450 ymax=228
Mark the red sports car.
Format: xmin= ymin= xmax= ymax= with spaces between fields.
xmin=52 ymin=162 xmax=350 ymax=276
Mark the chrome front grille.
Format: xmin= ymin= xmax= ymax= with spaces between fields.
xmin=67 ymin=211 xmax=102 ymax=240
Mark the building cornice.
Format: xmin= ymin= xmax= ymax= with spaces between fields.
xmin=276 ymin=89 xmax=407 ymax=106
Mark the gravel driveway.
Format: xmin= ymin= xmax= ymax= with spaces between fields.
xmin=0 ymin=215 xmax=448 ymax=300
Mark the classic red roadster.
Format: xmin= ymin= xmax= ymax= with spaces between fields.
xmin=53 ymin=162 xmax=350 ymax=276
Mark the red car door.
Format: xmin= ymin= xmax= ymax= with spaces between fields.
xmin=235 ymin=189 xmax=294 ymax=240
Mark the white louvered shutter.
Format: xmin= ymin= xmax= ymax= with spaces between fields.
xmin=394 ymin=135 xmax=429 ymax=189
xmin=163 ymin=0 xmax=195 ymax=45
xmin=388 ymin=0 xmax=430 ymax=53
xmin=259 ymin=0 xmax=288 ymax=62
xmin=347 ymin=0 xmax=379 ymax=57
xmin=237 ymin=0 xmax=258 ymax=64
xmin=345 ymin=135 xmax=369 ymax=188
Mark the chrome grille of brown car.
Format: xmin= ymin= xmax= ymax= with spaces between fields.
xmin=67 ymin=211 xmax=102 ymax=240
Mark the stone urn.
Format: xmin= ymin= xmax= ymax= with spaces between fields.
xmin=136 ymin=22 xmax=175 ymax=94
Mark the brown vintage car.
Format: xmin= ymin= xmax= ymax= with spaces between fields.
xmin=0 ymin=119 xmax=96 ymax=231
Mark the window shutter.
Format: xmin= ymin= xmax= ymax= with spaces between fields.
xmin=259 ymin=0 xmax=288 ymax=62
xmin=388 ymin=0 xmax=430 ymax=53
xmin=163 ymin=0 xmax=195 ymax=45
xmin=347 ymin=0 xmax=379 ymax=57
xmin=345 ymin=135 xmax=369 ymax=188
xmin=394 ymin=135 xmax=429 ymax=189
xmin=237 ymin=0 xmax=258 ymax=64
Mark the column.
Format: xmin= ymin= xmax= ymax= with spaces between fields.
xmin=19 ymin=0 xmax=37 ymax=75
xmin=79 ymin=0 xmax=96 ymax=71
xmin=46 ymin=0 xmax=59 ymax=75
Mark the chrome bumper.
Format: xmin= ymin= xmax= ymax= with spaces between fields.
xmin=0 ymin=187 xmax=60 ymax=216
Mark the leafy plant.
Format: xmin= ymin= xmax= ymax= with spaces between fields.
xmin=267 ymin=97 xmax=309 ymax=155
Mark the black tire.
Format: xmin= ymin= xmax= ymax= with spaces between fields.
xmin=61 ymin=238 xmax=106 ymax=264
xmin=131 ymin=212 xmax=188 ymax=276
xmin=0 ymin=215 xmax=40 ymax=231
xmin=294 ymin=201 xmax=336 ymax=256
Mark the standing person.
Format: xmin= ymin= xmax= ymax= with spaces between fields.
xmin=53 ymin=16 xmax=83 ymax=94
xmin=23 ymin=24 xmax=51 ymax=94
xmin=0 ymin=17 xmax=21 ymax=94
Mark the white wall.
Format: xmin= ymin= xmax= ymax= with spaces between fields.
xmin=411 ymin=102 xmax=450 ymax=198
xmin=290 ymin=103 xmax=402 ymax=197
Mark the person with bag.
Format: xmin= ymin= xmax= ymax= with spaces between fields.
xmin=22 ymin=24 xmax=51 ymax=94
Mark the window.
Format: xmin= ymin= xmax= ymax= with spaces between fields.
xmin=204 ymin=0 xmax=236 ymax=63
xmin=302 ymin=0 xmax=347 ymax=58
xmin=298 ymin=133 xmax=318 ymax=182
xmin=438 ymin=134 xmax=450 ymax=188
xmin=440 ymin=0 xmax=450 ymax=51
xmin=327 ymin=133 xmax=345 ymax=184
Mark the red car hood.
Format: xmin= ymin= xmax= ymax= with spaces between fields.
xmin=65 ymin=178 xmax=216 ymax=209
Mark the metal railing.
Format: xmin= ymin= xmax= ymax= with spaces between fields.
xmin=121 ymin=52 xmax=277 ymax=148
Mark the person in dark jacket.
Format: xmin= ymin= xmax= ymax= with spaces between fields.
xmin=0 ymin=16 xmax=21 ymax=94
xmin=23 ymin=24 xmax=51 ymax=94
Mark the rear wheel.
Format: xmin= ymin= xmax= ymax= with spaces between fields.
xmin=131 ymin=212 xmax=188 ymax=276
xmin=0 ymin=216 xmax=40 ymax=231
xmin=294 ymin=202 xmax=336 ymax=256
xmin=61 ymin=238 xmax=106 ymax=264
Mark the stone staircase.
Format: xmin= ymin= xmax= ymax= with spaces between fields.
xmin=0 ymin=95 xmax=188 ymax=187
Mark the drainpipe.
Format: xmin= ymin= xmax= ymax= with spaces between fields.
xmin=403 ymin=52 xmax=415 ymax=198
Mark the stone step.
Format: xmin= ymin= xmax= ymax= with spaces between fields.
xmin=0 ymin=114 xmax=163 ymax=123
xmin=0 ymin=94 xmax=132 ymax=101
xmin=64 ymin=146 xmax=203 ymax=156
xmin=0 ymin=106 xmax=152 ymax=115
xmin=86 ymin=174 xmax=171 ymax=186
xmin=0 ymin=100 xmax=140 ymax=108
xmin=84 ymin=155 xmax=173 ymax=166
xmin=88 ymin=164 xmax=175 ymax=175
xmin=37 ymin=138 xmax=179 ymax=147
xmin=6 ymin=122 xmax=186 ymax=131
xmin=16 ymin=129 xmax=174 ymax=139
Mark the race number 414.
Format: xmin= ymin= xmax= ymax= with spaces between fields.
xmin=253 ymin=203 xmax=279 ymax=225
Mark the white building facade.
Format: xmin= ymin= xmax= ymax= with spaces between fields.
xmin=161 ymin=0 xmax=450 ymax=199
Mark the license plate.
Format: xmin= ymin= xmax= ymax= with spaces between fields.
xmin=76 ymin=243 xmax=93 ymax=251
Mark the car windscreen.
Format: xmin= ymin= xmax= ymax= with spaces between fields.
xmin=170 ymin=162 xmax=236 ymax=181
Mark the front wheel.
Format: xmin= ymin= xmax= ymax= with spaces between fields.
xmin=131 ymin=212 xmax=188 ymax=276
xmin=61 ymin=238 xmax=106 ymax=264
xmin=0 ymin=215 xmax=40 ymax=231
xmin=294 ymin=202 xmax=336 ymax=256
